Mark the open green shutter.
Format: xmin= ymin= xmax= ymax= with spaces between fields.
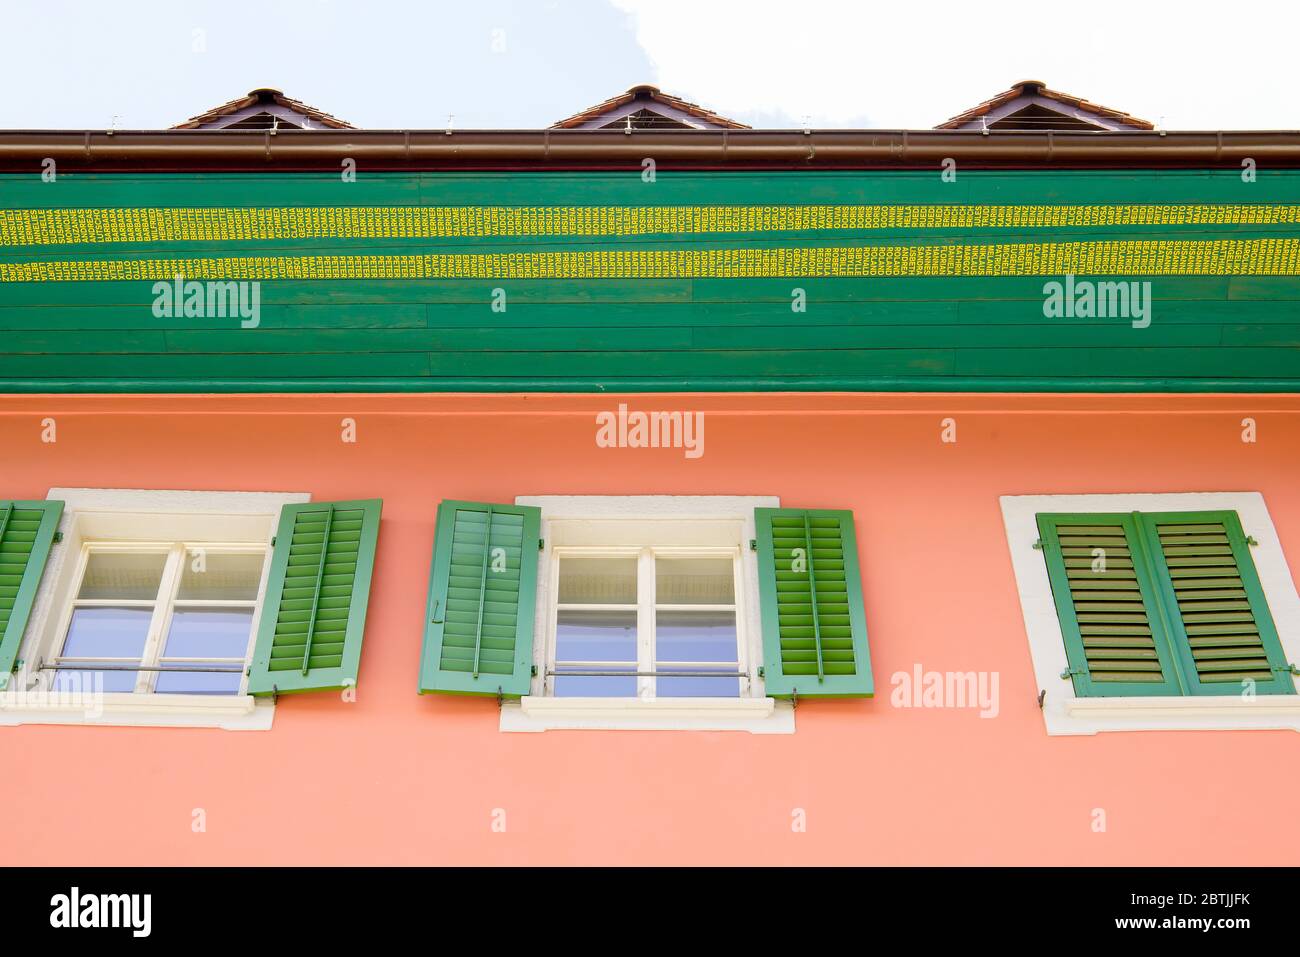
xmin=247 ymin=499 xmax=382 ymax=695
xmin=419 ymin=500 xmax=539 ymax=697
xmin=1139 ymin=511 xmax=1295 ymax=695
xmin=755 ymin=507 xmax=873 ymax=698
xmin=0 ymin=500 xmax=63 ymax=691
xmin=1036 ymin=513 xmax=1184 ymax=696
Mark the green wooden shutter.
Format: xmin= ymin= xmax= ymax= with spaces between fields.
xmin=247 ymin=499 xmax=382 ymax=695
xmin=755 ymin=507 xmax=873 ymax=698
xmin=0 ymin=500 xmax=63 ymax=691
xmin=1139 ymin=510 xmax=1295 ymax=695
xmin=418 ymin=500 xmax=540 ymax=697
xmin=1036 ymin=513 xmax=1184 ymax=696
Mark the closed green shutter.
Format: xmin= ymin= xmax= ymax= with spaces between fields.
xmin=1036 ymin=513 xmax=1184 ymax=696
xmin=755 ymin=507 xmax=873 ymax=698
xmin=419 ymin=500 xmax=540 ymax=697
xmin=1037 ymin=509 xmax=1295 ymax=697
xmin=0 ymin=500 xmax=63 ymax=690
xmin=1139 ymin=511 xmax=1294 ymax=695
xmin=247 ymin=499 xmax=382 ymax=695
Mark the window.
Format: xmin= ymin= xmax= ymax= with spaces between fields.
xmin=417 ymin=495 xmax=876 ymax=733
xmin=1002 ymin=493 xmax=1300 ymax=735
xmin=52 ymin=544 xmax=265 ymax=696
xmin=0 ymin=488 xmax=314 ymax=730
xmin=549 ymin=550 xmax=745 ymax=699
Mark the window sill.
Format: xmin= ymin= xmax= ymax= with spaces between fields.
xmin=501 ymin=696 xmax=794 ymax=733
xmin=1049 ymin=694 xmax=1300 ymax=735
xmin=0 ymin=691 xmax=274 ymax=730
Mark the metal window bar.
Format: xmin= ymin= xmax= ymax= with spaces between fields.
xmin=547 ymin=670 xmax=749 ymax=678
xmin=802 ymin=512 xmax=826 ymax=683
xmin=299 ymin=504 xmax=334 ymax=677
xmin=471 ymin=505 xmax=495 ymax=679
xmin=41 ymin=663 xmax=245 ymax=673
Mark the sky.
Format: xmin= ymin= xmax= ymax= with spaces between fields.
xmin=3 ymin=0 xmax=1298 ymax=130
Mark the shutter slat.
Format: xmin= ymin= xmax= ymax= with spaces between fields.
xmin=419 ymin=500 xmax=539 ymax=697
xmin=247 ymin=499 xmax=382 ymax=695
xmin=755 ymin=507 xmax=873 ymax=698
xmin=0 ymin=500 xmax=64 ymax=690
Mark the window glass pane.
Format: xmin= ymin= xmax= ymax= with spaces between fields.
xmin=52 ymin=665 xmax=139 ymax=694
xmin=160 ymin=608 xmax=254 ymax=659
xmin=655 ymin=556 xmax=735 ymax=604
xmin=177 ymin=552 xmax=264 ymax=601
xmin=553 ymin=668 xmax=638 ymax=698
xmin=77 ymin=552 xmax=167 ymax=600
xmin=154 ymin=668 xmax=244 ymax=695
xmin=55 ymin=606 xmax=152 ymax=693
xmin=656 ymin=669 xmax=740 ymax=698
xmin=655 ymin=609 xmax=738 ymax=663
xmin=60 ymin=606 xmax=152 ymax=659
xmin=555 ymin=609 xmax=637 ymax=662
xmin=558 ymin=555 xmax=637 ymax=604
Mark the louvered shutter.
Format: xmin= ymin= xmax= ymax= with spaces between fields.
xmin=419 ymin=500 xmax=540 ymax=697
xmin=755 ymin=507 xmax=873 ymax=698
xmin=0 ymin=500 xmax=63 ymax=690
xmin=247 ymin=499 xmax=382 ymax=695
xmin=1036 ymin=513 xmax=1184 ymax=696
xmin=1139 ymin=511 xmax=1294 ymax=695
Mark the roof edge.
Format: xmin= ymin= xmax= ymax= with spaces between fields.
xmin=2 ymin=128 xmax=1299 ymax=172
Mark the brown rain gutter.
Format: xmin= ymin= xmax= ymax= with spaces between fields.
xmin=1 ymin=129 xmax=1299 ymax=172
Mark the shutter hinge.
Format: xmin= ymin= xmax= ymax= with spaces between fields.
xmin=1275 ymin=663 xmax=1300 ymax=676
xmin=1246 ymin=535 xmax=1259 ymax=546
xmin=749 ymin=539 xmax=757 ymax=551
xmin=791 ymin=688 xmax=798 ymax=709
xmin=52 ymin=531 xmax=62 ymax=543
xmin=496 ymin=686 xmax=504 ymax=710
xmin=1037 ymin=689 xmax=1046 ymax=709
xmin=539 ymin=538 xmax=545 ymax=551
xmin=271 ymin=535 xmax=276 ymax=547
xmin=1060 ymin=666 xmax=1086 ymax=679
xmin=530 ymin=665 xmax=537 ymax=678
xmin=1033 ymin=538 xmax=1047 ymax=550
xmin=757 ymin=666 xmax=764 ymax=678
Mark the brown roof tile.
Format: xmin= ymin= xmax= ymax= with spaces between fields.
xmin=936 ymin=80 xmax=1153 ymax=131
xmin=551 ymin=83 xmax=750 ymax=130
xmin=172 ymin=87 xmax=354 ymax=130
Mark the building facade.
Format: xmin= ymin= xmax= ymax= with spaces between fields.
xmin=1 ymin=85 xmax=1299 ymax=865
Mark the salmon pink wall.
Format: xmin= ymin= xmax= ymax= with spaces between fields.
xmin=1 ymin=392 xmax=1298 ymax=866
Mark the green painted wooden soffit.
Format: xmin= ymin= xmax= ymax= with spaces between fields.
xmin=1 ymin=170 xmax=1298 ymax=392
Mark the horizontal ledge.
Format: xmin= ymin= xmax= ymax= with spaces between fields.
xmin=1067 ymin=695 xmax=1300 ymax=718
xmin=519 ymin=696 xmax=776 ymax=718
xmin=0 ymin=691 xmax=273 ymax=729
xmin=1 ymin=378 xmax=1299 ymax=394
xmin=504 ymin=695 xmax=793 ymax=733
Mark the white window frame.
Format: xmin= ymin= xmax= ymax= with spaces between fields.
xmin=503 ymin=495 xmax=794 ymax=733
xmin=52 ymin=540 xmax=265 ymax=695
xmin=0 ymin=488 xmax=310 ymax=731
xmin=1002 ymin=491 xmax=1300 ymax=735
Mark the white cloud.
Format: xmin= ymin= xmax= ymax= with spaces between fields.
xmin=611 ymin=0 xmax=1300 ymax=129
